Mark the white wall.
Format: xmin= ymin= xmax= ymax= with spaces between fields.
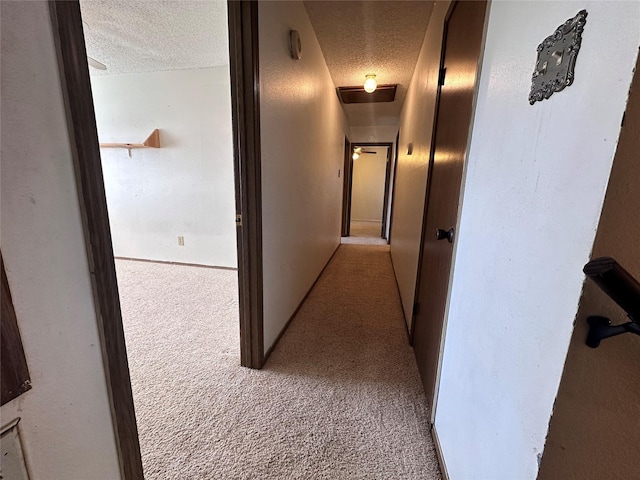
xmin=90 ymin=67 xmax=237 ymax=268
xmin=0 ymin=2 xmax=121 ymax=478
xmin=351 ymin=147 xmax=388 ymax=222
xmin=435 ymin=2 xmax=640 ymax=479
xmin=349 ymin=125 xmax=397 ymax=144
xmin=391 ymin=1 xmax=451 ymax=328
xmin=259 ymin=1 xmax=348 ymax=352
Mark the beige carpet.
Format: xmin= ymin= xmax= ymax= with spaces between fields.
xmin=342 ymin=220 xmax=387 ymax=245
xmin=116 ymin=246 xmax=441 ymax=479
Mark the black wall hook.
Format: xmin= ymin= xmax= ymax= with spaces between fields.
xmin=583 ymin=257 xmax=640 ymax=348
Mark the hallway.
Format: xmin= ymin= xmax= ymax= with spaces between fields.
xmin=118 ymin=245 xmax=440 ymax=479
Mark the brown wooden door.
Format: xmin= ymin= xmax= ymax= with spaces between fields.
xmin=341 ymin=136 xmax=352 ymax=237
xmin=412 ymin=0 xmax=487 ymax=406
xmin=380 ymin=147 xmax=392 ymax=238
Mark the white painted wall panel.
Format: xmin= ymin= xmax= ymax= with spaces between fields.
xmin=349 ymin=125 xmax=398 ymax=144
xmin=259 ymin=1 xmax=348 ymax=352
xmin=90 ymin=67 xmax=237 ymax=268
xmin=0 ymin=2 xmax=121 ymax=478
xmin=435 ymin=2 xmax=640 ymax=478
xmin=351 ymin=147 xmax=388 ymax=222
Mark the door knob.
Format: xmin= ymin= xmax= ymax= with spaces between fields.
xmin=436 ymin=227 xmax=455 ymax=243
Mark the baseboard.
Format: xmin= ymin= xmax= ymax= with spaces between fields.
xmin=261 ymin=243 xmax=341 ymax=366
xmin=114 ymin=256 xmax=238 ymax=271
xmin=432 ymin=423 xmax=450 ymax=480
xmin=389 ymin=252 xmax=411 ymax=344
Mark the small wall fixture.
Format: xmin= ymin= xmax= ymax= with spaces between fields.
xmin=364 ymin=74 xmax=377 ymax=93
xmin=289 ymin=30 xmax=302 ymax=60
xmin=100 ymin=129 xmax=161 ymax=158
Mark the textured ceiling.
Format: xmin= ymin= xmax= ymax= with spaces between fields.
xmin=304 ymin=1 xmax=434 ymax=127
xmin=79 ymin=0 xmax=229 ymax=76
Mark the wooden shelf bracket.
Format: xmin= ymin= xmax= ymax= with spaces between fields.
xmin=99 ymin=129 xmax=160 ymax=157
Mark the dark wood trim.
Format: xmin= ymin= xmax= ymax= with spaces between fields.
xmin=387 ymin=130 xmax=401 ymax=244
xmin=1 ymin=252 xmax=32 ymax=406
xmin=114 ymin=257 xmax=238 ymax=271
xmin=347 ymin=145 xmax=354 ymax=234
xmin=228 ymin=0 xmax=264 ymax=368
xmin=341 ymin=136 xmax=352 ymax=237
xmin=410 ymin=2 xmax=454 ymax=344
xmin=48 ymin=2 xmax=143 ymax=478
xmin=380 ymin=147 xmax=392 ymax=238
xmin=262 ymin=244 xmax=341 ymax=365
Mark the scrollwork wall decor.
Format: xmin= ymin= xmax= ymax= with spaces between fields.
xmin=529 ymin=10 xmax=588 ymax=105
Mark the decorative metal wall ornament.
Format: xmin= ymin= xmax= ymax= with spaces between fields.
xmin=529 ymin=10 xmax=588 ymax=105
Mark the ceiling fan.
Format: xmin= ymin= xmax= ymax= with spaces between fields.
xmin=82 ymin=20 xmax=107 ymax=71
xmin=87 ymin=56 xmax=107 ymax=71
xmin=352 ymin=146 xmax=377 ymax=160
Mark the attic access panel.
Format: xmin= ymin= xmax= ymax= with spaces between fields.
xmin=337 ymin=85 xmax=397 ymax=104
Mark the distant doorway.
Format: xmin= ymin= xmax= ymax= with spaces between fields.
xmin=341 ymin=142 xmax=393 ymax=241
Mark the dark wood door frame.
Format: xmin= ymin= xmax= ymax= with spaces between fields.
xmin=410 ymin=0 xmax=488 ymax=418
xmin=341 ymin=136 xmax=352 ymax=237
xmin=387 ymin=130 xmax=401 ymax=244
xmin=49 ymin=1 xmax=263 ymax=477
xmin=344 ymin=142 xmax=394 ymax=237
xmin=380 ymin=147 xmax=393 ymax=239
xmin=49 ymin=3 xmax=143 ymax=478
xmin=1 ymin=252 xmax=32 ymax=406
xmin=227 ymin=1 xmax=264 ymax=369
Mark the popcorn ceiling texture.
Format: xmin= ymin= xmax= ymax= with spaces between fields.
xmin=79 ymin=0 xmax=229 ymax=76
xmin=116 ymin=245 xmax=440 ymax=479
xmin=79 ymin=0 xmax=433 ymax=125
xmin=304 ymin=1 xmax=434 ymax=126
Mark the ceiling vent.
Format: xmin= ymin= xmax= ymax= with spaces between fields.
xmin=336 ymin=85 xmax=397 ymax=104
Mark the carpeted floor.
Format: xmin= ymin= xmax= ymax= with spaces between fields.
xmin=342 ymin=220 xmax=387 ymax=245
xmin=116 ymin=246 xmax=441 ymax=479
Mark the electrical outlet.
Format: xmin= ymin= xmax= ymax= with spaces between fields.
xmin=178 ymin=236 xmax=184 ymax=246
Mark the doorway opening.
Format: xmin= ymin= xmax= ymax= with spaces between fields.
xmin=341 ymin=142 xmax=393 ymax=244
xmin=51 ymin=0 xmax=258 ymax=476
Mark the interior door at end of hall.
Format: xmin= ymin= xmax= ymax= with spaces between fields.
xmin=412 ymin=0 xmax=487 ymax=406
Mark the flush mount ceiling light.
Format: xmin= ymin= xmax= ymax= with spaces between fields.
xmin=363 ymin=74 xmax=377 ymax=93
xmin=336 ymin=84 xmax=397 ymax=104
